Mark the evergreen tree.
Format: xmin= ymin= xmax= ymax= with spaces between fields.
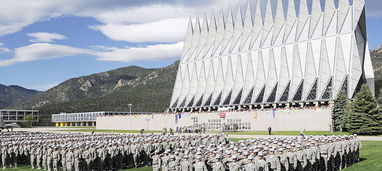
xmin=332 ymin=91 xmax=349 ymax=132
xmin=377 ymin=88 xmax=382 ymax=106
xmin=348 ymin=84 xmax=382 ymax=135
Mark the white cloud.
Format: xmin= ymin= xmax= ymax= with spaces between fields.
xmin=94 ymin=42 xmax=183 ymax=62
xmin=27 ymin=32 xmax=67 ymax=42
xmin=93 ymin=18 xmax=188 ymax=43
xmin=84 ymin=4 xmax=196 ymax=24
xmin=0 ymin=43 xmax=90 ymax=66
xmin=0 ymin=0 xmax=234 ymax=38
xmin=0 ymin=43 xmax=11 ymax=53
xmin=0 ymin=42 xmax=183 ymax=66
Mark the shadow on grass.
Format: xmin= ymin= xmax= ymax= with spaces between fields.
xmin=359 ymin=158 xmax=367 ymax=162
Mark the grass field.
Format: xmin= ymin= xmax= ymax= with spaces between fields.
xmin=4 ymin=141 xmax=381 ymax=171
xmin=342 ymin=141 xmax=382 ymax=171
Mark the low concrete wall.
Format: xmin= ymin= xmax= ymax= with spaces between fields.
xmin=96 ymin=108 xmax=332 ymax=131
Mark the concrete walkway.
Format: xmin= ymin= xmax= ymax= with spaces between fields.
xmin=12 ymin=127 xmax=382 ymax=141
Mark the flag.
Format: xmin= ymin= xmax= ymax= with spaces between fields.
xmin=272 ymin=110 xmax=276 ymax=119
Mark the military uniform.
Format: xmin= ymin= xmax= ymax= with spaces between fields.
xmin=52 ymin=148 xmax=60 ymax=171
xmin=66 ymin=150 xmax=74 ymax=171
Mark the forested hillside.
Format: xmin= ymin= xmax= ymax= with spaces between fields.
xmin=11 ymin=61 xmax=178 ymax=124
xmin=0 ymin=84 xmax=40 ymax=109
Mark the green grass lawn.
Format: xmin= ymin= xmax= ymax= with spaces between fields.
xmin=216 ymin=131 xmax=351 ymax=136
xmin=4 ymin=141 xmax=381 ymax=171
xmin=57 ymin=129 xmax=162 ymax=134
xmin=343 ymin=141 xmax=382 ymax=171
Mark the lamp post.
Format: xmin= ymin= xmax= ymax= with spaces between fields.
xmin=128 ymin=104 xmax=132 ymax=132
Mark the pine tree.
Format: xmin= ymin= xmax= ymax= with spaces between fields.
xmin=348 ymin=84 xmax=382 ymax=135
xmin=377 ymin=88 xmax=382 ymax=106
xmin=332 ymin=91 xmax=349 ymax=132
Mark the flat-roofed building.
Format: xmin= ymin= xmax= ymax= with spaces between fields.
xmin=0 ymin=110 xmax=39 ymax=123
xmin=51 ymin=111 xmax=151 ymax=127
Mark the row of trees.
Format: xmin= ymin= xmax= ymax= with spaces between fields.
xmin=332 ymin=85 xmax=382 ymax=135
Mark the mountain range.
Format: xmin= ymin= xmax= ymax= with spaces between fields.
xmin=1 ymin=45 xmax=381 ymax=125
xmin=4 ymin=61 xmax=178 ymax=124
xmin=0 ymin=84 xmax=40 ymax=109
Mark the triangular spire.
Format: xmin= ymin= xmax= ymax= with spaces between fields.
xmin=203 ymin=60 xmax=216 ymax=105
xmin=240 ymin=1 xmax=253 ymax=51
xmin=231 ymin=55 xmax=245 ymax=103
xmin=323 ymin=0 xmax=336 ymax=36
xmin=195 ymin=14 xmax=209 ymax=60
xmin=353 ymin=0 xmax=365 ymax=29
xmin=265 ymin=49 xmax=278 ymax=101
xmin=338 ymin=0 xmax=350 ymax=33
xmin=261 ymin=0 xmax=273 ymax=47
xmin=296 ymin=0 xmax=309 ymax=40
xmin=170 ymin=64 xmax=184 ymax=107
xmin=303 ymin=42 xmax=317 ymax=100
xmin=194 ymin=61 xmax=207 ymax=106
xmin=283 ymin=0 xmax=297 ymax=43
xmin=185 ymin=62 xmax=199 ymax=106
xmin=201 ymin=14 xmax=209 ymax=33
xmin=276 ymin=47 xmax=290 ymax=101
xmin=209 ymin=11 xmax=217 ymax=32
xmin=230 ymin=5 xmax=244 ymax=52
xmin=212 ymin=58 xmax=225 ymax=104
xmin=309 ymin=0 xmax=322 ymax=38
xmin=287 ymin=0 xmax=296 ymax=19
xmin=253 ymin=51 xmax=266 ymax=103
xmin=203 ymin=11 xmax=217 ymax=58
xmin=350 ymin=35 xmax=362 ymax=97
xmin=220 ymin=9 xmax=234 ymax=55
xmin=318 ymin=39 xmax=331 ymax=98
xmin=181 ymin=18 xmax=194 ymax=61
xmin=272 ymin=0 xmax=285 ymax=45
xmin=185 ymin=17 xmax=201 ymax=61
xmin=194 ymin=17 xmax=201 ymax=35
xmin=290 ymin=44 xmax=303 ymax=101
xmin=250 ymin=0 xmax=263 ymax=49
xmin=333 ymin=37 xmax=347 ymax=98
xmin=212 ymin=10 xmax=225 ymax=57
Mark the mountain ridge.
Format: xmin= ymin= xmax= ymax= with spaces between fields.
xmin=0 ymin=84 xmax=40 ymax=109
xmin=9 ymin=61 xmax=178 ymax=124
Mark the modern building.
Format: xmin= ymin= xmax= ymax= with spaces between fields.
xmin=51 ymin=111 xmax=152 ymax=126
xmin=0 ymin=110 xmax=39 ymax=123
xmin=169 ymin=0 xmax=374 ymax=112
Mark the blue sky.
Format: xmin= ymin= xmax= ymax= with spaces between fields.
xmin=0 ymin=0 xmax=381 ymax=91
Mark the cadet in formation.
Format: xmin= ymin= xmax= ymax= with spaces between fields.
xmin=0 ymin=132 xmax=226 ymax=171
xmin=0 ymin=132 xmax=360 ymax=171
xmin=150 ymin=135 xmax=361 ymax=171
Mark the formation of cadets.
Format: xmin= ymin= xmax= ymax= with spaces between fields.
xmin=152 ymin=135 xmax=361 ymax=171
xmin=0 ymin=132 xmax=360 ymax=171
